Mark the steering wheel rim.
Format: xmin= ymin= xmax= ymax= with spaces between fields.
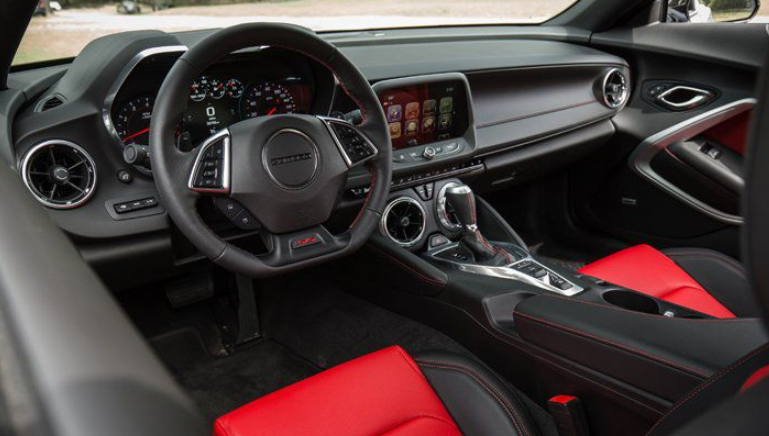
xmin=149 ymin=23 xmax=391 ymax=278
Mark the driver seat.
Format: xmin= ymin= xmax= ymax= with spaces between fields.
xmin=213 ymin=346 xmax=549 ymax=436
xmin=214 ymin=344 xmax=769 ymax=436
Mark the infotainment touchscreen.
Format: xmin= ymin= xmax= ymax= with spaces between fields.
xmin=378 ymin=80 xmax=468 ymax=150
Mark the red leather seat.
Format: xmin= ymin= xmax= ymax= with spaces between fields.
xmin=214 ymin=347 xmax=462 ymax=436
xmin=213 ymin=344 xmax=769 ymax=436
xmin=578 ymin=244 xmax=753 ymax=318
xmin=214 ymin=346 xmax=546 ymax=436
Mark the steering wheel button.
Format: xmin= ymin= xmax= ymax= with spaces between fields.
xmin=213 ymin=143 xmax=224 ymax=157
xmin=214 ymin=198 xmax=243 ymax=219
xmin=233 ymin=209 xmax=261 ymax=230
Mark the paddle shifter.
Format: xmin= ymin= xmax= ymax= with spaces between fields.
xmin=445 ymin=185 xmax=512 ymax=266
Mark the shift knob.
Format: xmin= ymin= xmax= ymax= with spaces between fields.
xmin=445 ymin=184 xmax=511 ymax=266
xmin=446 ymin=185 xmax=477 ymax=230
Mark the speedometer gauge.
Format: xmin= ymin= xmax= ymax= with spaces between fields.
xmin=114 ymin=96 xmax=154 ymax=147
xmin=241 ymin=82 xmax=297 ymax=119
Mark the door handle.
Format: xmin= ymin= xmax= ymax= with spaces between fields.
xmin=656 ymin=86 xmax=714 ymax=110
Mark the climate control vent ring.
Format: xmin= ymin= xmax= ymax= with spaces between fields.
xmin=20 ymin=140 xmax=97 ymax=209
xmin=601 ymin=68 xmax=629 ymax=109
xmin=380 ymin=197 xmax=427 ymax=247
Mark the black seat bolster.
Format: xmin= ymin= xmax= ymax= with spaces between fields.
xmin=662 ymin=247 xmax=759 ymax=317
xmin=414 ymin=351 xmax=556 ymax=436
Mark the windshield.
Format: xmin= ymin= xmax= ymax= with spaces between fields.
xmin=14 ymin=0 xmax=579 ymax=66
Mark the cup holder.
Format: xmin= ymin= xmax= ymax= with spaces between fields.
xmin=602 ymin=289 xmax=660 ymax=314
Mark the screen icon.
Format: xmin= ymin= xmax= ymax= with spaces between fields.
xmin=405 ymin=120 xmax=419 ymax=136
xmin=438 ymin=113 xmax=452 ymax=131
xmin=389 ymin=122 xmax=402 ymax=139
xmin=387 ymin=104 xmax=403 ymax=123
xmin=405 ymin=102 xmax=420 ymax=120
xmin=422 ymin=116 xmax=435 ymax=133
xmin=439 ymin=97 xmax=453 ymax=114
xmin=423 ymin=99 xmax=436 ymax=115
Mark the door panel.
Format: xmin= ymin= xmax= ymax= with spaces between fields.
xmin=570 ymin=22 xmax=764 ymax=258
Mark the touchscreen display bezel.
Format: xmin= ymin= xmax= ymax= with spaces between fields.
xmin=373 ymin=74 xmax=474 ymax=152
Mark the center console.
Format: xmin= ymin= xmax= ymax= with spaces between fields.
xmin=348 ymin=176 xmax=768 ymax=434
xmin=336 ymin=77 xmax=768 ymax=431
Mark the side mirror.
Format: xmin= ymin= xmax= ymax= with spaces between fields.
xmin=667 ymin=0 xmax=761 ymax=23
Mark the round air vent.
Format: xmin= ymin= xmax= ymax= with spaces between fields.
xmin=601 ymin=68 xmax=629 ymax=109
xmin=20 ymin=140 xmax=97 ymax=209
xmin=381 ymin=197 xmax=426 ymax=247
xmin=436 ymin=182 xmax=462 ymax=233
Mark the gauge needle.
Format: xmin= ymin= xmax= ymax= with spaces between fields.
xmin=122 ymin=127 xmax=150 ymax=142
xmin=267 ymin=107 xmax=277 ymax=115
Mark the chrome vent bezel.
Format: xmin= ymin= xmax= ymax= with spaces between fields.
xmin=601 ymin=68 xmax=629 ymax=109
xmin=380 ymin=197 xmax=427 ymax=247
xmin=20 ymin=140 xmax=97 ymax=210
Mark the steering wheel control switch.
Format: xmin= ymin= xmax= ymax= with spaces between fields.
xmin=189 ymin=130 xmax=231 ymax=193
xmin=321 ymin=117 xmax=378 ymax=167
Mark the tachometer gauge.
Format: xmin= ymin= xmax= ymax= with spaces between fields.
xmin=208 ymin=78 xmax=226 ymax=100
xmin=189 ymin=78 xmax=208 ymax=102
xmin=114 ymin=96 xmax=154 ymax=146
xmin=226 ymin=79 xmax=244 ymax=98
xmin=241 ymin=82 xmax=297 ymax=119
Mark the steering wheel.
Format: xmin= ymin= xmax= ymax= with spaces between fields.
xmin=149 ymin=24 xmax=391 ymax=278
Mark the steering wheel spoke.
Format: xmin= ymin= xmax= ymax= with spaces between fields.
xmin=260 ymin=224 xmax=351 ymax=268
xmin=319 ymin=116 xmax=379 ymax=168
xmin=188 ymin=129 xmax=231 ymax=194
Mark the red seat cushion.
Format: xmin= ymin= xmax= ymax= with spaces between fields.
xmin=214 ymin=346 xmax=463 ymax=436
xmin=578 ymin=245 xmax=735 ymax=318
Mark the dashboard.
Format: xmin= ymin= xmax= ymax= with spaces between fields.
xmin=5 ymin=28 xmax=629 ymax=288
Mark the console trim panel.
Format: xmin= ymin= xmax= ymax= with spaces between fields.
xmin=429 ymin=242 xmax=585 ymax=297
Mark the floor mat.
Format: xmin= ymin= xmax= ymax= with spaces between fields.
xmin=135 ymin=272 xmax=473 ymax=424
xmin=151 ymin=328 xmax=318 ymax=424
xmin=259 ymin=273 xmax=473 ymax=369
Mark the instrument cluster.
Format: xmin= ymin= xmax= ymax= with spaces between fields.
xmin=108 ymin=51 xmax=318 ymax=155
xmin=113 ymin=76 xmax=310 ymax=152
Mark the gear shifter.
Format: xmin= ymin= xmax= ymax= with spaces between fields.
xmin=446 ymin=185 xmax=512 ymax=266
